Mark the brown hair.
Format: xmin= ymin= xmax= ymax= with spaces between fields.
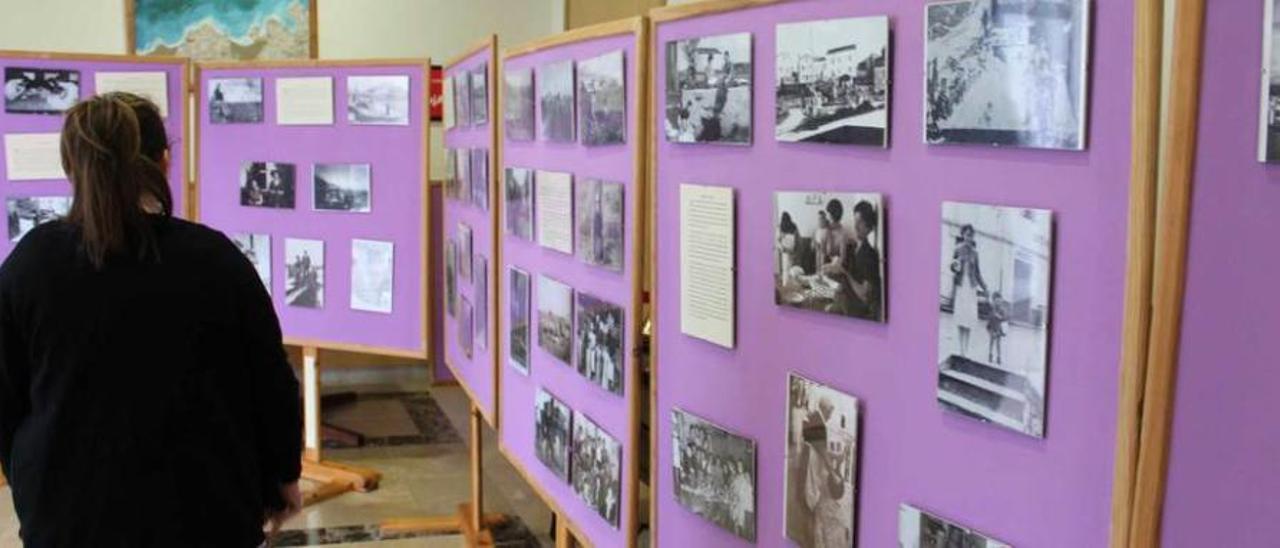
xmin=60 ymin=92 xmax=173 ymax=268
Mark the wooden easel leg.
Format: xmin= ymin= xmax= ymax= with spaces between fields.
xmin=554 ymin=515 xmax=572 ymax=548
xmin=303 ymin=346 xmax=322 ymax=462
xmin=297 ymin=346 xmax=382 ymax=506
xmin=470 ymin=403 xmax=484 ymax=533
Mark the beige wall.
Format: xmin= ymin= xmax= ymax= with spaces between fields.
xmin=566 ymin=0 xmax=662 ymax=29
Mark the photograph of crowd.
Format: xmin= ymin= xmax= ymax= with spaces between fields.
xmin=240 ymin=161 xmax=296 ymax=209
xmin=509 ymin=267 xmax=531 ymax=375
xmin=208 ymin=77 xmax=263 ymax=124
xmin=672 ymin=408 xmax=756 ymax=541
xmin=347 ymin=75 xmax=410 ymax=125
xmin=470 ymin=65 xmax=488 ymax=125
xmin=470 ymin=148 xmax=489 ymax=211
xmin=1260 ymin=0 xmax=1280 ymax=161
xmin=785 ymin=373 xmax=859 ymax=548
xmin=230 ymin=232 xmax=271 ymax=295
xmin=538 ymin=59 xmax=576 ymax=142
xmin=535 ymin=389 xmax=572 ymax=481
xmin=575 ymin=178 xmax=624 ymax=272
xmin=313 ymin=163 xmax=371 ymax=213
xmin=4 ymin=67 xmax=79 ymax=114
xmin=284 ymin=238 xmax=324 ymax=308
xmin=475 ymin=254 xmax=488 ymax=351
xmin=665 ymin=32 xmax=752 ymax=145
xmin=899 ymin=504 xmax=1011 ymax=547
xmin=350 ymin=239 xmax=393 ymax=314
xmin=577 ymin=50 xmax=626 ymax=146
xmin=775 ymin=192 xmax=884 ymax=322
xmin=6 ymin=196 xmax=70 ymax=243
xmin=505 ymin=67 xmax=536 ymax=141
xmin=571 ymin=412 xmax=622 ymax=528
xmin=459 ymin=295 xmax=474 ymax=359
xmin=454 ymin=71 xmax=471 ymax=126
xmin=505 ymin=167 xmax=535 ymax=241
xmin=776 ymin=16 xmax=889 ymax=146
xmin=575 ymin=292 xmax=624 ymax=396
xmin=537 ymin=275 xmax=574 ymax=364
xmin=938 ymin=201 xmax=1053 ymax=438
xmin=925 ymin=0 xmax=1089 ymax=149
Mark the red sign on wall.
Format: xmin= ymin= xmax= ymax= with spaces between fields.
xmin=429 ymin=65 xmax=443 ymax=121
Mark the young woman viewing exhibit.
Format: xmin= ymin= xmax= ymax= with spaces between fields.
xmin=0 ymin=93 xmax=302 ymax=546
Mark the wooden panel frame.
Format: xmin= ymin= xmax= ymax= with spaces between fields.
xmin=496 ymin=16 xmax=649 ymax=548
xmin=125 ymin=0 xmax=319 ymax=60
xmin=191 ymin=58 xmax=434 ymax=362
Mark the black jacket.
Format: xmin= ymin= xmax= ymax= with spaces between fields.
xmin=0 ymin=217 xmax=301 ymax=547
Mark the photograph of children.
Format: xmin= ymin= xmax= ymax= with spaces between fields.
xmin=938 ymin=201 xmax=1053 ymax=438
xmin=347 ymin=75 xmax=410 ymax=126
xmin=505 ymin=68 xmax=536 ymax=141
xmin=313 ymin=163 xmax=372 ymax=213
xmin=537 ymin=274 xmax=574 ymax=365
xmin=784 ymin=373 xmax=859 ymax=548
xmin=1260 ymin=0 xmax=1280 ymax=161
xmin=6 ymin=196 xmax=70 ymax=243
xmin=445 ymin=240 xmax=457 ymax=318
xmin=776 ymin=16 xmax=889 ymax=146
xmin=505 ymin=167 xmax=535 ymax=241
xmin=240 ymin=162 xmax=297 ymax=209
xmin=571 ymin=412 xmax=622 ymax=528
xmin=460 ymin=295 xmax=474 ymax=359
xmin=474 ymin=254 xmax=488 ymax=351
xmin=284 ymin=238 xmax=324 ymax=308
xmin=665 ymin=32 xmax=752 ymax=145
xmin=4 ymin=67 xmax=79 ymax=114
xmin=455 ymin=148 xmax=471 ymax=204
xmin=672 ymin=408 xmax=757 ymax=541
xmin=470 ymin=65 xmax=488 ymax=125
xmin=774 ymin=192 xmax=884 ymax=322
xmin=538 ymin=59 xmax=576 ymax=142
xmin=574 ymin=179 xmax=624 ymax=272
xmin=454 ymin=71 xmax=471 ymax=126
xmin=208 ymin=77 xmax=263 ymax=124
xmin=230 ymin=232 xmax=271 ymax=295
xmin=898 ymin=504 xmax=1011 ymax=548
xmin=535 ymin=388 xmax=572 ymax=481
xmin=574 ymin=292 xmax=624 ymax=395
xmin=509 ymin=267 xmax=532 ymax=375
xmin=457 ymin=223 xmax=473 ymax=284
xmin=350 ymin=239 xmax=394 ymax=314
xmin=925 ymin=0 xmax=1089 ymax=150
xmin=577 ymin=50 xmax=626 ymax=146
xmin=470 ymin=148 xmax=489 ymax=211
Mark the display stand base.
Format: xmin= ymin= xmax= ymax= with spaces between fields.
xmin=296 ymin=346 xmax=383 ymax=507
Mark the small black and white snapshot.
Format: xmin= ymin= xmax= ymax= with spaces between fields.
xmin=776 ymin=16 xmax=890 ymax=146
xmin=347 ymin=75 xmax=410 ymax=126
xmin=240 ymin=162 xmax=297 ymax=209
xmin=575 ymin=292 xmax=624 ymax=396
xmin=899 ymin=505 xmax=1011 ymax=548
xmin=469 ymin=64 xmax=488 ymax=125
xmin=571 ymin=412 xmax=622 ymax=528
xmin=460 ymin=295 xmax=474 ymax=359
xmin=534 ymin=388 xmax=572 ymax=481
xmin=455 ymin=148 xmax=471 ymax=203
xmin=925 ymin=0 xmax=1090 ymax=150
xmin=1260 ymin=0 xmax=1280 ymax=161
xmin=504 ymin=67 xmax=536 ymax=141
xmin=665 ymin=32 xmax=753 ymax=145
xmin=538 ymin=59 xmax=575 ymax=142
xmin=457 ymin=223 xmax=473 ymax=284
xmin=938 ymin=201 xmax=1052 ymax=438
xmin=672 ymin=408 xmax=756 ymax=541
xmin=509 ymin=267 xmax=532 ymax=375
xmin=4 ymin=67 xmax=79 ymax=115
xmin=230 ymin=232 xmax=272 ymax=295
xmin=577 ymin=50 xmax=626 ymax=146
xmin=537 ymin=274 xmax=574 ymax=365
xmin=505 ymin=167 xmax=535 ymax=241
xmin=313 ymin=163 xmax=372 ymax=213
xmin=784 ymin=373 xmax=860 ymax=548
xmin=6 ymin=196 xmax=70 ymax=243
xmin=208 ymin=77 xmax=264 ymax=124
xmin=284 ymin=238 xmax=324 ymax=308
xmin=445 ymin=240 xmax=457 ymax=318
xmin=775 ymin=192 xmax=885 ymax=322
xmin=574 ymin=178 xmax=624 ymax=272
xmin=470 ymin=148 xmax=489 ymax=211
xmin=454 ymin=71 xmax=471 ymax=126
xmin=350 ymin=239 xmax=394 ymax=314
xmin=474 ymin=254 xmax=488 ymax=351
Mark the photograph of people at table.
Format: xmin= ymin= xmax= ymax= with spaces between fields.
xmin=774 ymin=191 xmax=884 ymax=322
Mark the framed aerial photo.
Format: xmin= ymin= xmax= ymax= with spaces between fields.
xmin=899 ymin=505 xmax=1011 ymax=547
xmin=774 ymin=192 xmax=884 ymax=322
xmin=776 ymin=16 xmax=890 ymax=146
xmin=924 ymin=0 xmax=1090 ymax=150
xmin=128 ymin=0 xmax=316 ymax=61
xmin=1259 ymin=0 xmax=1280 ymax=161
xmin=665 ymin=32 xmax=753 ymax=145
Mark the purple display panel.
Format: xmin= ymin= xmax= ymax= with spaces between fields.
xmin=0 ymin=52 xmax=189 ymax=262
xmin=499 ymin=25 xmax=643 ymax=545
xmin=1161 ymin=2 xmax=1280 ymax=545
xmin=653 ymin=1 xmax=1133 ymax=547
xmin=430 ymin=185 xmax=455 ymax=383
xmin=196 ymin=61 xmax=430 ymax=358
xmin=444 ymin=42 xmax=499 ymax=424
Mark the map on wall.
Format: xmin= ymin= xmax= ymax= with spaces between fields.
xmin=130 ymin=0 xmax=314 ymax=61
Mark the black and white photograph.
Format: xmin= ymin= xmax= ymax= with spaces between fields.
xmin=938 ymin=201 xmax=1052 ymax=438
xmin=577 ymin=50 xmax=626 ymax=146
xmin=785 ymin=373 xmax=859 ymax=548
xmin=672 ymin=408 xmax=756 ymax=541
xmin=538 ymin=59 xmax=576 ymax=142
xmin=285 ymin=238 xmax=324 ymax=308
xmin=575 ymin=292 xmax=624 ymax=396
xmin=445 ymin=240 xmax=457 ymax=318
xmin=4 ymin=67 xmax=79 ymax=115
xmin=455 ymin=148 xmax=470 ymax=203
xmin=240 ymin=162 xmax=297 ymax=209
xmin=776 ymin=16 xmax=890 ymax=146
xmin=230 ymin=232 xmax=271 ymax=295
xmin=457 ymin=223 xmax=473 ymax=284
xmin=444 ymin=147 xmax=458 ymax=199
xmin=899 ymin=505 xmax=1011 ymax=548
xmin=470 ymin=65 xmax=488 ymax=125
xmin=313 ymin=163 xmax=372 ymax=213
xmin=509 ymin=267 xmax=532 ymax=375
xmin=470 ymin=148 xmax=489 ymax=211
xmin=575 ymin=178 xmax=624 ymax=272
xmin=347 ymin=75 xmax=410 ymax=126
xmin=1259 ymin=0 xmax=1280 ymax=161
xmin=459 ymin=295 xmax=474 ymax=359
xmin=475 ymin=254 xmax=488 ymax=351
xmin=454 ymin=71 xmax=471 ymax=126
xmin=571 ymin=412 xmax=622 ymax=528
xmin=505 ymin=68 xmax=536 ymax=141
xmin=208 ymin=77 xmax=263 ymax=124
xmin=505 ymin=167 xmax=535 ymax=241
xmin=350 ymin=239 xmax=394 ymax=314
xmin=925 ymin=0 xmax=1090 ymax=150
xmin=665 ymin=32 xmax=753 ymax=145
xmin=534 ymin=388 xmax=572 ymax=481
xmin=537 ymin=274 xmax=574 ymax=365
xmin=774 ymin=192 xmax=884 ymax=322
xmin=6 ymin=196 xmax=70 ymax=243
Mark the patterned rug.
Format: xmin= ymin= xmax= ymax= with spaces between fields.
xmin=321 ymin=391 xmax=463 ymax=448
